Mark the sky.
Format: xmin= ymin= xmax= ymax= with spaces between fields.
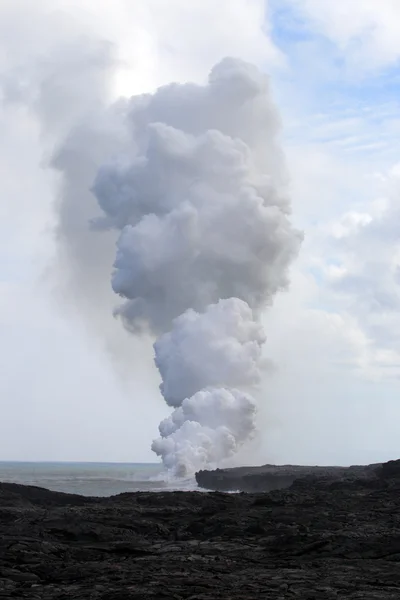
xmin=0 ymin=0 xmax=400 ymax=465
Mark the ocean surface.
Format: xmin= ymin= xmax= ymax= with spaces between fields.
xmin=0 ymin=462 xmax=199 ymax=497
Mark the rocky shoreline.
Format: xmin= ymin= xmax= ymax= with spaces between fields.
xmin=1 ymin=460 xmax=400 ymax=598
xmin=195 ymin=462 xmax=381 ymax=492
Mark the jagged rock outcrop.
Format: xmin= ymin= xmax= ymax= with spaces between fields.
xmin=1 ymin=460 xmax=400 ymax=599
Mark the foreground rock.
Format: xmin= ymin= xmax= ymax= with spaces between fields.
xmin=196 ymin=462 xmax=380 ymax=492
xmin=1 ymin=460 xmax=400 ymax=599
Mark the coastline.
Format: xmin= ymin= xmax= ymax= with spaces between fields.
xmin=195 ymin=461 xmax=382 ymax=492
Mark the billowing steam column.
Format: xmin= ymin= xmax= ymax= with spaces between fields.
xmin=152 ymin=298 xmax=265 ymax=476
xmin=92 ymin=58 xmax=302 ymax=476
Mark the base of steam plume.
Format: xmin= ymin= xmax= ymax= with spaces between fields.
xmin=152 ymin=386 xmax=257 ymax=478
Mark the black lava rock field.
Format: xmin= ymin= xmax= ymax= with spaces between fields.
xmin=1 ymin=460 xmax=400 ymax=598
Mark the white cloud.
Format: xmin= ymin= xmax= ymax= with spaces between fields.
xmin=289 ymin=0 xmax=400 ymax=70
xmin=322 ymin=166 xmax=400 ymax=350
xmin=239 ymin=263 xmax=400 ymax=466
xmin=0 ymin=0 xmax=281 ymax=97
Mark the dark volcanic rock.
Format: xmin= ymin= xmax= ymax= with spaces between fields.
xmin=195 ymin=462 xmax=381 ymax=492
xmin=1 ymin=461 xmax=400 ymax=598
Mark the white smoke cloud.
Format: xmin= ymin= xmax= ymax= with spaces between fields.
xmin=0 ymin=2 xmax=301 ymax=474
xmin=0 ymin=0 xmax=285 ymax=465
xmin=152 ymin=388 xmax=256 ymax=476
xmin=151 ymin=299 xmax=263 ymax=475
xmin=154 ymin=298 xmax=266 ymax=408
xmin=92 ymin=59 xmax=302 ymax=475
xmin=0 ymin=1 xmax=282 ymax=366
xmin=0 ymin=17 xmax=137 ymax=365
xmin=93 ymin=58 xmax=301 ymax=334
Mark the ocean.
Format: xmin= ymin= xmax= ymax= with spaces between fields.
xmin=0 ymin=462 xmax=199 ymax=497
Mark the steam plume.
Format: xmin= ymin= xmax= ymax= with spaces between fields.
xmin=93 ymin=58 xmax=302 ymax=475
